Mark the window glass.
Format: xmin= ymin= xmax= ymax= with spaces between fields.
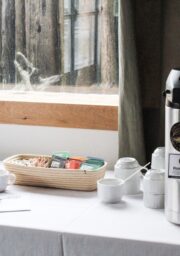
xmin=74 ymin=16 xmax=95 ymax=70
xmin=64 ymin=18 xmax=71 ymax=73
xmin=0 ymin=0 xmax=119 ymax=94
xmin=74 ymin=0 xmax=96 ymax=13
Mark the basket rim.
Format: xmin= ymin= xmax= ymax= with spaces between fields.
xmin=3 ymin=154 xmax=107 ymax=173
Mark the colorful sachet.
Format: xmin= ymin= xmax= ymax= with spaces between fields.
xmin=50 ymin=152 xmax=70 ymax=168
xmin=80 ymin=157 xmax=105 ymax=170
xmin=50 ymin=152 xmax=104 ymax=170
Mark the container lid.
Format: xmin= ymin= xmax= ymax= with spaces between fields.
xmin=151 ymin=147 xmax=165 ymax=170
xmin=144 ymin=169 xmax=165 ymax=181
xmin=115 ymin=157 xmax=139 ymax=169
xmin=152 ymin=147 xmax=165 ymax=157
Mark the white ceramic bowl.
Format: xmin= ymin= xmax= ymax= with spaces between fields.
xmin=97 ymin=178 xmax=124 ymax=203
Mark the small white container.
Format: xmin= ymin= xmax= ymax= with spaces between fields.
xmin=114 ymin=157 xmax=146 ymax=195
xmin=143 ymin=169 xmax=165 ymax=209
xmin=97 ymin=178 xmax=124 ymax=203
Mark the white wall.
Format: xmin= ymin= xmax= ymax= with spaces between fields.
xmin=0 ymin=124 xmax=118 ymax=169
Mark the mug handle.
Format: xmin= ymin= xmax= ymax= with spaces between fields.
xmin=139 ymin=166 xmax=148 ymax=177
xmin=140 ymin=167 xmax=149 ymax=192
xmin=8 ymin=173 xmax=16 ymax=185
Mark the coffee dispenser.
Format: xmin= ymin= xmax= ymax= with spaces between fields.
xmin=165 ymin=68 xmax=180 ymax=224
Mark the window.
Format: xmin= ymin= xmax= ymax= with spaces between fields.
xmin=0 ymin=0 xmax=118 ymax=130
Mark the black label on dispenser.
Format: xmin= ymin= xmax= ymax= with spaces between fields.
xmin=168 ymin=154 xmax=180 ymax=178
xmin=170 ymin=122 xmax=180 ymax=152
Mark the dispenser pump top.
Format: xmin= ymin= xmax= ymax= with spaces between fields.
xmin=164 ymin=68 xmax=180 ymax=107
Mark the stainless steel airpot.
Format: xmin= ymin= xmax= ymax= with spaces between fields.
xmin=164 ymin=68 xmax=180 ymax=224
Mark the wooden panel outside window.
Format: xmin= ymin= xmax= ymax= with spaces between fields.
xmin=0 ymin=92 xmax=118 ymax=131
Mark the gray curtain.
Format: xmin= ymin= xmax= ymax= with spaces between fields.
xmin=118 ymin=0 xmax=145 ymax=164
xmin=118 ymin=0 xmax=180 ymax=163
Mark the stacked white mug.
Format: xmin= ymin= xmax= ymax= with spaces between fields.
xmin=114 ymin=157 xmax=147 ymax=195
xmin=143 ymin=147 xmax=165 ymax=209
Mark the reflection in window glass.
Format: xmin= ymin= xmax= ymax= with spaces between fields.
xmin=0 ymin=0 xmax=119 ymax=92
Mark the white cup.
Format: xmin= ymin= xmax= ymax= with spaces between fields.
xmin=143 ymin=169 xmax=165 ymax=194
xmin=0 ymin=170 xmax=16 ymax=192
xmin=143 ymin=169 xmax=165 ymax=209
xmin=97 ymin=178 xmax=124 ymax=203
xmin=114 ymin=157 xmax=147 ymax=195
xmin=151 ymin=147 xmax=165 ymax=170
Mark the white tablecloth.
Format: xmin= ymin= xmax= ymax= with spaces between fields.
xmin=62 ymin=233 xmax=180 ymax=256
xmin=0 ymin=171 xmax=180 ymax=256
xmin=0 ymin=226 xmax=62 ymax=256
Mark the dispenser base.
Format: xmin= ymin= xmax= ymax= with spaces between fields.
xmin=166 ymin=210 xmax=180 ymax=225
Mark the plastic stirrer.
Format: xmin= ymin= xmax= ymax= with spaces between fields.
xmin=123 ymin=162 xmax=151 ymax=184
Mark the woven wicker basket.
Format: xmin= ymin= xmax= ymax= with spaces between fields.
xmin=3 ymin=154 xmax=107 ymax=191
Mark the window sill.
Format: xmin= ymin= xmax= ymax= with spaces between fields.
xmin=0 ymin=91 xmax=118 ymax=131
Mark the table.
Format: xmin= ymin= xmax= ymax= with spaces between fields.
xmin=0 ymin=172 xmax=180 ymax=256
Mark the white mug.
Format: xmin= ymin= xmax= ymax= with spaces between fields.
xmin=114 ymin=157 xmax=147 ymax=195
xmin=0 ymin=170 xmax=16 ymax=192
xmin=143 ymin=169 xmax=165 ymax=209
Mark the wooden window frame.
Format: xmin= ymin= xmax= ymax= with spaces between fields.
xmin=0 ymin=91 xmax=118 ymax=131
